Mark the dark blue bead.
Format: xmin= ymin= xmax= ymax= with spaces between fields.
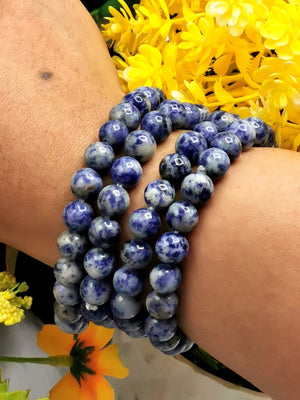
xmin=54 ymin=314 xmax=88 ymax=334
xmin=155 ymin=232 xmax=189 ymax=264
xmin=84 ymin=248 xmax=115 ymax=279
xmin=110 ymin=156 xmax=142 ymax=189
xmin=158 ymin=100 xmax=186 ymax=130
xmin=150 ymin=264 xmax=181 ymax=294
xmin=159 ymin=153 xmax=191 ymax=187
xmin=198 ymin=147 xmax=231 ymax=180
xmin=152 ymin=87 xmax=167 ymax=103
xmin=80 ymin=302 xmax=112 ymax=324
xmin=141 ymin=111 xmax=172 ymax=143
xmin=209 ymin=110 xmax=237 ymax=131
xmin=124 ymin=327 xmax=147 ymax=338
xmin=63 ymin=200 xmax=94 ymax=232
xmin=113 ymin=266 xmax=143 ymax=296
xmin=166 ymin=201 xmax=199 ymax=233
xmin=144 ymin=179 xmax=175 ymax=211
xmin=129 ymin=208 xmax=161 ymax=240
xmin=120 ymin=239 xmax=153 ymax=269
xmin=114 ymin=310 xmax=146 ymax=332
xmin=54 ymin=302 xmax=82 ymax=323
xmin=181 ymin=173 xmax=214 ymax=207
xmin=53 ymin=281 xmax=80 ymax=305
xmin=182 ymin=103 xmax=201 ymax=129
xmin=195 ymin=104 xmax=210 ymax=121
xmin=175 ymin=131 xmax=208 ymax=165
xmin=210 ymin=132 xmax=242 ymax=161
xmin=122 ymin=91 xmax=151 ymax=116
xmin=226 ymin=119 xmax=255 ymax=150
xmin=97 ymin=184 xmax=130 ymax=218
xmin=245 ymin=116 xmax=269 ymax=146
xmin=133 ymin=86 xmax=160 ymax=109
xmin=124 ymin=130 xmax=156 ymax=163
xmin=70 ymin=168 xmax=103 ymax=200
xmin=193 ymin=121 xmax=218 ymax=145
xmin=144 ymin=316 xmax=177 ymax=341
xmin=150 ymin=329 xmax=182 ymax=351
xmin=99 ymin=120 xmax=128 ymax=151
xmin=265 ymin=124 xmax=276 ymax=147
xmin=109 ymin=102 xmax=141 ymax=131
xmin=88 ymin=216 xmax=121 ymax=249
xmin=79 ymin=275 xmax=112 ymax=305
xmin=84 ymin=142 xmax=115 ymax=174
xmin=54 ymin=257 xmax=84 ymax=286
xmin=57 ymin=230 xmax=88 ymax=260
xmin=146 ymin=291 xmax=178 ymax=319
xmin=110 ymin=292 xmax=141 ymax=319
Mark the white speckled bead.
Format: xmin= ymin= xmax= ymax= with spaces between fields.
xmin=155 ymin=231 xmax=189 ymax=264
xmin=83 ymin=248 xmax=115 ymax=279
xmin=70 ymin=168 xmax=103 ymax=200
xmin=129 ymin=208 xmax=161 ymax=239
xmin=110 ymin=156 xmax=143 ymax=189
xmin=110 ymin=293 xmax=141 ymax=319
xmin=79 ymin=275 xmax=112 ymax=306
xmin=144 ymin=179 xmax=175 ymax=211
xmin=54 ymin=314 xmax=88 ymax=334
xmin=124 ymin=130 xmax=157 ymax=163
xmin=181 ymin=172 xmax=214 ymax=207
xmin=54 ymin=257 xmax=84 ymax=286
xmin=198 ymin=147 xmax=231 ymax=180
xmin=53 ymin=281 xmax=80 ymax=306
xmin=57 ymin=230 xmax=88 ymax=260
xmin=97 ymin=184 xmax=130 ymax=218
xmin=88 ymin=216 xmax=121 ymax=249
xmin=166 ymin=201 xmax=199 ymax=233
xmin=150 ymin=264 xmax=182 ymax=294
xmin=84 ymin=142 xmax=115 ymax=174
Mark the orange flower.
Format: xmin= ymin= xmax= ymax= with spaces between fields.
xmin=37 ymin=323 xmax=128 ymax=400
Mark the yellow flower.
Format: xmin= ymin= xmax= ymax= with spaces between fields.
xmin=37 ymin=323 xmax=128 ymax=400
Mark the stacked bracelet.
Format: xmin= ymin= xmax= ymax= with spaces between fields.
xmin=53 ymin=86 xmax=276 ymax=356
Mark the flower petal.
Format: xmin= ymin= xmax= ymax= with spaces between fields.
xmin=89 ymin=344 xmax=129 ymax=379
xmin=50 ymin=371 xmax=82 ymax=400
xmin=37 ymin=324 xmax=74 ymax=356
xmin=81 ymin=375 xmax=114 ymax=400
xmin=79 ymin=323 xmax=114 ymax=350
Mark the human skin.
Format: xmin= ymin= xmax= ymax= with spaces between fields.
xmin=0 ymin=1 xmax=300 ymax=399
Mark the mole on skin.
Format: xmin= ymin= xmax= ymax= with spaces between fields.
xmin=39 ymin=71 xmax=53 ymax=80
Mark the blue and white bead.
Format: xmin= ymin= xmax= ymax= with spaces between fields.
xmin=193 ymin=121 xmax=218 ymax=145
xmin=80 ymin=302 xmax=113 ymax=325
xmin=110 ymin=156 xmax=142 ymax=189
xmin=133 ymin=86 xmax=160 ymax=110
xmin=109 ymin=102 xmax=141 ymax=131
xmin=181 ymin=172 xmax=214 ymax=207
xmin=141 ymin=111 xmax=172 ymax=143
xmin=70 ymin=168 xmax=103 ymax=200
xmin=129 ymin=208 xmax=161 ymax=239
xmin=144 ymin=316 xmax=177 ymax=341
xmin=182 ymin=103 xmax=201 ymax=129
xmin=245 ymin=116 xmax=269 ymax=146
xmin=54 ymin=257 xmax=84 ymax=286
xmin=54 ymin=314 xmax=88 ymax=335
xmin=155 ymin=232 xmax=189 ymax=264
xmin=84 ymin=142 xmax=115 ymax=174
xmin=209 ymin=110 xmax=238 ymax=131
xmin=110 ymin=293 xmax=141 ymax=319
xmin=210 ymin=132 xmax=242 ymax=161
xmin=124 ymin=130 xmax=157 ymax=163
xmin=226 ymin=119 xmax=256 ymax=150
xmin=195 ymin=104 xmax=210 ymax=121
xmin=166 ymin=201 xmax=199 ymax=233
xmin=162 ymin=335 xmax=194 ymax=355
xmin=265 ymin=125 xmax=276 ymax=147
xmin=122 ymin=91 xmax=151 ymax=117
xmin=144 ymin=179 xmax=175 ymax=211
xmin=97 ymin=184 xmax=130 ymax=218
xmin=120 ymin=239 xmax=153 ymax=269
xmin=84 ymin=248 xmax=115 ymax=279
xmin=62 ymin=200 xmax=94 ymax=232
xmin=57 ymin=230 xmax=88 ymax=260
xmin=175 ymin=131 xmax=207 ymax=165
xmin=88 ymin=216 xmax=121 ymax=249
xmin=198 ymin=147 xmax=231 ymax=180
xmin=150 ymin=329 xmax=182 ymax=351
xmin=150 ymin=264 xmax=182 ymax=294
xmin=158 ymin=100 xmax=186 ymax=130
xmin=54 ymin=302 xmax=82 ymax=323
xmin=159 ymin=153 xmax=192 ymax=187
xmin=146 ymin=291 xmax=179 ymax=319
xmin=79 ymin=275 xmax=112 ymax=306
xmin=99 ymin=120 xmax=128 ymax=151
xmin=114 ymin=311 xmax=145 ymax=332
xmin=113 ymin=266 xmax=143 ymax=296
xmin=53 ymin=281 xmax=80 ymax=306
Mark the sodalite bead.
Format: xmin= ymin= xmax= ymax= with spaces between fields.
xmin=158 ymin=100 xmax=186 ymax=130
xmin=114 ymin=311 xmax=145 ymax=332
xmin=153 ymin=87 xmax=167 ymax=103
xmin=175 ymin=131 xmax=207 ymax=165
xmin=193 ymin=121 xmax=218 ymax=145
xmin=53 ymin=281 xmax=80 ymax=305
xmin=70 ymin=168 xmax=103 ymax=200
xmin=146 ymin=291 xmax=178 ymax=319
xmin=110 ymin=293 xmax=141 ymax=319
xmin=133 ymin=86 xmax=160 ymax=110
xmin=110 ymin=156 xmax=142 ymax=189
xmin=226 ymin=119 xmax=256 ymax=150
xmin=99 ymin=120 xmax=128 ymax=151
xmin=57 ymin=230 xmax=88 ymax=260
xmin=120 ymin=239 xmax=153 ymax=269
xmin=54 ymin=314 xmax=88 ymax=335
xmin=54 ymin=302 xmax=82 ymax=323
xmin=124 ymin=130 xmax=156 ymax=163
xmin=150 ymin=331 xmax=182 ymax=352
xmin=198 ymin=148 xmax=231 ymax=180
xmin=113 ymin=266 xmax=143 ymax=296
xmin=84 ymin=248 xmax=115 ymax=279
xmin=54 ymin=257 xmax=84 ymax=286
xmin=210 ymin=132 xmax=242 ymax=161
xmin=84 ymin=142 xmax=115 ymax=174
xmin=182 ymin=103 xmax=201 ymax=129
xmin=109 ymin=102 xmax=140 ymax=131
xmin=97 ymin=184 xmax=130 ymax=218
xmin=162 ymin=335 xmax=194 ymax=355
xmin=245 ymin=116 xmax=269 ymax=146
xmin=144 ymin=316 xmax=177 ymax=341
xmin=265 ymin=124 xmax=276 ymax=147
xmin=159 ymin=153 xmax=191 ymax=187
xmin=122 ymin=91 xmax=151 ymax=117
xmin=141 ymin=111 xmax=172 ymax=143
xmin=124 ymin=327 xmax=147 ymax=338
xmin=129 ymin=208 xmax=161 ymax=239
xmin=181 ymin=173 xmax=214 ymax=207
xmin=150 ymin=264 xmax=182 ymax=294
xmin=195 ymin=104 xmax=210 ymax=121
xmin=79 ymin=275 xmax=112 ymax=305
xmin=80 ymin=302 xmax=113 ymax=325
xmin=88 ymin=217 xmax=121 ymax=249
xmin=166 ymin=201 xmax=199 ymax=233
xmin=155 ymin=232 xmax=189 ymax=264
xmin=63 ymin=200 xmax=94 ymax=232
xmin=209 ymin=110 xmax=237 ymax=131
xmin=144 ymin=179 xmax=175 ymax=211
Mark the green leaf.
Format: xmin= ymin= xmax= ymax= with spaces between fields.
xmin=0 ymin=369 xmax=30 ymax=400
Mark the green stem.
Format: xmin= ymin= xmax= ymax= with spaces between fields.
xmin=0 ymin=355 xmax=73 ymax=367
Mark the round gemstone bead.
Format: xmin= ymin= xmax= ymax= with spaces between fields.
xmin=84 ymin=248 xmax=115 ymax=279
xmin=150 ymin=330 xmax=182 ymax=351
xmin=144 ymin=179 xmax=175 ymax=211
xmin=129 ymin=208 xmax=161 ymax=239
xmin=209 ymin=110 xmax=237 ymax=131
xmin=99 ymin=120 xmax=128 ymax=151
xmin=226 ymin=119 xmax=256 ymax=150
xmin=110 ymin=293 xmax=141 ymax=319
xmin=109 ymin=102 xmax=140 ymax=131
xmin=88 ymin=217 xmax=121 ymax=249
xmin=150 ymin=264 xmax=182 ymax=294
xmin=114 ymin=311 xmax=145 ymax=332
xmin=162 ymin=335 xmax=194 ymax=355
xmin=63 ymin=200 xmax=94 ymax=232
xmin=70 ymin=168 xmax=103 ymax=200
xmin=193 ymin=121 xmax=218 ymax=145
xmin=133 ymin=86 xmax=160 ymax=110
xmin=84 ymin=142 xmax=115 ymax=174
xmin=53 ymin=281 xmax=80 ymax=305
xmin=141 ymin=111 xmax=172 ymax=143
xmin=54 ymin=302 xmax=82 ymax=323
xmin=181 ymin=172 xmax=214 ymax=207
xmin=110 ymin=156 xmax=142 ymax=189
xmin=198 ymin=147 xmax=231 ymax=180
xmin=265 ymin=124 xmax=276 ymax=147
xmin=124 ymin=130 xmax=156 ymax=163
xmin=210 ymin=132 xmax=242 ymax=161
xmin=57 ymin=230 xmax=88 ymax=260
xmin=245 ymin=116 xmax=269 ymax=146
xmin=146 ymin=291 xmax=178 ymax=319
xmin=155 ymin=232 xmax=189 ymax=264
xmin=153 ymin=87 xmax=167 ymax=103
xmin=158 ymin=99 xmax=186 ymax=130
xmin=124 ymin=327 xmax=147 ymax=338
xmin=80 ymin=302 xmax=112 ymax=324
xmin=54 ymin=314 xmax=88 ymax=335
xmin=122 ymin=91 xmax=151 ymax=117
xmin=120 ymin=239 xmax=153 ymax=269
xmin=79 ymin=275 xmax=112 ymax=306
xmin=159 ymin=153 xmax=192 ymax=187
xmin=54 ymin=257 xmax=84 ymax=286
xmin=100 ymin=317 xmax=117 ymax=329
xmin=113 ymin=266 xmax=143 ymax=296
xmin=195 ymin=104 xmax=210 ymax=121
xmin=175 ymin=131 xmax=208 ymax=165
xmin=166 ymin=201 xmax=199 ymax=233
xmin=182 ymin=103 xmax=201 ymax=129
xmin=97 ymin=184 xmax=130 ymax=218
xmin=144 ymin=316 xmax=177 ymax=341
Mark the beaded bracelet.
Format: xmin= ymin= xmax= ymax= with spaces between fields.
xmin=53 ymin=86 xmax=276 ymax=356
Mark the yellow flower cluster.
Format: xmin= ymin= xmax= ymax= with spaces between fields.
xmin=0 ymin=272 xmax=32 ymax=326
xmin=102 ymin=0 xmax=300 ymax=150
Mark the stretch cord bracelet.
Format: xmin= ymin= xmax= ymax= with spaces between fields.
xmin=53 ymin=86 xmax=276 ymax=356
